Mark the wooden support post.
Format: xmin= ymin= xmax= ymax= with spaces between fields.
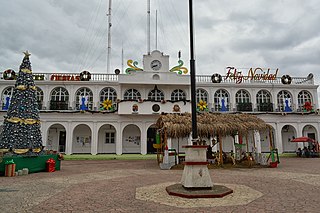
xmin=246 ymin=134 xmax=249 ymax=152
xmin=252 ymin=132 xmax=256 ymax=149
xmin=219 ymin=133 xmax=223 ymax=165
xmin=268 ymin=128 xmax=273 ymax=150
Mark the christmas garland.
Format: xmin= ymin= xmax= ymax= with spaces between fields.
xmin=21 ymin=68 xmax=32 ymax=74
xmin=16 ymin=85 xmax=37 ymax=91
xmin=6 ymin=117 xmax=40 ymax=125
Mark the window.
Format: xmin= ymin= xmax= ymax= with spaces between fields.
xmin=196 ymin=88 xmax=208 ymax=103
xmin=171 ymin=89 xmax=186 ymax=101
xmin=51 ymin=87 xmax=69 ymax=102
xmin=100 ymin=87 xmax=117 ymax=109
xmin=236 ymin=89 xmax=252 ymax=111
xmin=256 ymin=90 xmax=273 ymax=112
xmin=124 ymin=89 xmax=141 ymax=100
xmin=148 ymin=87 xmax=164 ymax=101
xmin=105 ymin=132 xmax=115 ymax=144
xmin=36 ymin=87 xmax=44 ymax=110
xmin=298 ymin=90 xmax=312 ymax=111
xmin=235 ymin=89 xmax=250 ymax=103
xmin=277 ymin=90 xmax=292 ymax=111
xmin=214 ymin=89 xmax=229 ymax=111
xmin=50 ymin=87 xmax=69 ymax=110
xmin=75 ymin=87 xmax=93 ymax=110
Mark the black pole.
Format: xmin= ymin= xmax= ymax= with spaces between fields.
xmin=189 ymin=0 xmax=197 ymax=140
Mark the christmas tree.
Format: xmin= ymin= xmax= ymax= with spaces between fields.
xmin=0 ymin=51 xmax=43 ymax=154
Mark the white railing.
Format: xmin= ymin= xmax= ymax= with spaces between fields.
xmin=0 ymin=72 xmax=119 ymax=82
xmin=196 ymin=75 xmax=314 ymax=85
xmin=0 ymin=72 xmax=314 ymax=85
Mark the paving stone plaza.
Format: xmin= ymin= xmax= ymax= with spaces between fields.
xmin=1 ymin=157 xmax=320 ymax=212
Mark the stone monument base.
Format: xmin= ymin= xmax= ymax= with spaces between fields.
xmin=166 ymin=183 xmax=233 ymax=198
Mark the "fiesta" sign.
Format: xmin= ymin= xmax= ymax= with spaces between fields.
xmin=50 ymin=74 xmax=80 ymax=81
xmin=225 ymin=67 xmax=279 ymax=84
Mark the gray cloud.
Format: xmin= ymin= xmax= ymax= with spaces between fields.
xmin=0 ymin=0 xmax=319 ymax=86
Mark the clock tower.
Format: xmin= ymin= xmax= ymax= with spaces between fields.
xmin=143 ymin=50 xmax=169 ymax=72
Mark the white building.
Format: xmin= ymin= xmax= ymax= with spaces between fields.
xmin=0 ymin=50 xmax=319 ymax=155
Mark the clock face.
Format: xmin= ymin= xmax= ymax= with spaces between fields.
xmin=150 ymin=60 xmax=162 ymax=71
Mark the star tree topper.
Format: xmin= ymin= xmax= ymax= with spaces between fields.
xmin=23 ymin=50 xmax=31 ymax=57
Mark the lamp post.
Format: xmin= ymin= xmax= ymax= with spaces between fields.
xmin=189 ymin=0 xmax=198 ymax=142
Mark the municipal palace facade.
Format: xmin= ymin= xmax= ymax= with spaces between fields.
xmin=0 ymin=50 xmax=319 ymax=155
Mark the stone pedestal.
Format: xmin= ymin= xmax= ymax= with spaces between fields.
xmin=181 ymin=145 xmax=213 ymax=188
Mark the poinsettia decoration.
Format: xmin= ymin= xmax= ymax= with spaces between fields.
xmin=101 ymin=99 xmax=114 ymax=111
xmin=197 ymin=100 xmax=208 ymax=112
xmin=303 ymin=101 xmax=313 ymax=112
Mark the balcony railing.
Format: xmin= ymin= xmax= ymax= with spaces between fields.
xmin=196 ymin=75 xmax=314 ymax=85
xmin=50 ymin=101 xmax=69 ymax=110
xmin=237 ymin=102 xmax=253 ymax=112
xmin=0 ymin=72 xmax=314 ymax=85
xmin=257 ymin=103 xmax=273 ymax=112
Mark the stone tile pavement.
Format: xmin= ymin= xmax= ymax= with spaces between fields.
xmin=1 ymin=158 xmax=320 ymax=212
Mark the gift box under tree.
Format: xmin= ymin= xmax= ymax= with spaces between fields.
xmin=5 ymin=159 xmax=16 ymax=177
xmin=46 ymin=158 xmax=56 ymax=172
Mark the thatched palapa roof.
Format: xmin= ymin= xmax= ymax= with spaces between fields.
xmin=156 ymin=113 xmax=271 ymax=138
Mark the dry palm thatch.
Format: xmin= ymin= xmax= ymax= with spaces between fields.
xmin=156 ymin=112 xmax=271 ymax=138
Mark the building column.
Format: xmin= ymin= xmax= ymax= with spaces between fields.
xmin=141 ymin=123 xmax=147 ymax=155
xmin=254 ymin=130 xmax=261 ymax=153
xmin=297 ymin=122 xmax=302 ymax=137
xmin=93 ymin=86 xmax=99 ymax=110
xmin=65 ymin=121 xmax=73 ymax=155
xmin=116 ymin=123 xmax=122 ymax=155
xmin=230 ymin=88 xmax=236 ymax=111
xmin=68 ymin=85 xmax=75 ymax=109
xmin=275 ymin=123 xmax=283 ymax=153
xmin=167 ymin=137 xmax=172 ymax=149
xmin=292 ymin=89 xmax=298 ymax=111
xmin=43 ymin=85 xmax=50 ymax=110
xmin=296 ymin=122 xmax=304 ymax=149
xmin=271 ymin=90 xmax=278 ymax=111
xmin=91 ymin=122 xmax=98 ymax=155
xmin=252 ymin=89 xmax=257 ymax=111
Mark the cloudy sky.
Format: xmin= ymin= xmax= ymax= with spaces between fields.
xmin=1 ymin=0 xmax=320 ymax=81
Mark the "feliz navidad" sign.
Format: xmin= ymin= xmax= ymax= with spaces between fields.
xmin=225 ymin=67 xmax=279 ymax=84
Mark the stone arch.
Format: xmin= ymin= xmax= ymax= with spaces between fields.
xmin=98 ymin=124 xmax=117 ymax=154
xmin=122 ymin=124 xmax=141 ymax=153
xmin=260 ymin=126 xmax=275 ymax=153
xmin=302 ymin=124 xmax=317 ymax=141
xmin=47 ymin=123 xmax=67 ymax=152
xmin=281 ymin=124 xmax=297 ymax=152
xmin=147 ymin=124 xmax=158 ymax=154
xmin=72 ymin=124 xmax=92 ymax=154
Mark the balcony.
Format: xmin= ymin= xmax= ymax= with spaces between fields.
xmin=50 ymin=101 xmax=69 ymax=110
xmin=0 ymin=71 xmax=314 ymax=85
xmin=237 ymin=102 xmax=252 ymax=112
xmin=257 ymin=103 xmax=273 ymax=112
